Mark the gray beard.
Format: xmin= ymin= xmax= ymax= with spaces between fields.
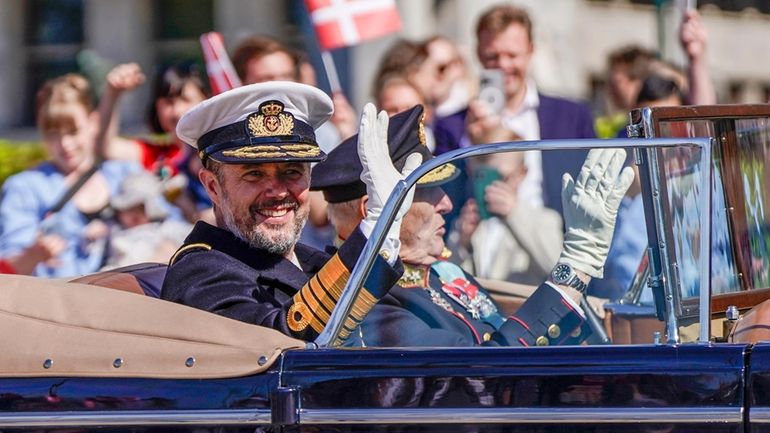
xmin=219 ymin=195 xmax=308 ymax=256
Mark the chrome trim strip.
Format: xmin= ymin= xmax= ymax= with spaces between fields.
xmin=640 ymin=108 xmax=713 ymax=344
xmin=0 ymin=409 xmax=272 ymax=427
xmin=649 ymin=151 xmax=681 ymax=344
xmin=698 ymin=138 xmax=713 ymax=343
xmin=0 ymin=406 xmax=742 ymax=427
xmin=641 ymin=108 xmax=679 ymax=344
xmin=315 ymin=137 xmax=714 ymax=348
xmin=750 ymin=407 xmax=770 ymax=423
xmin=301 ymin=407 xmax=741 ymax=425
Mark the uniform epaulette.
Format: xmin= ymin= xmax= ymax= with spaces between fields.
xmin=169 ymin=243 xmax=212 ymax=266
xmin=398 ymin=264 xmax=430 ymax=288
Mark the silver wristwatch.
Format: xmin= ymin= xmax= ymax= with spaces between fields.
xmin=550 ymin=263 xmax=588 ymax=294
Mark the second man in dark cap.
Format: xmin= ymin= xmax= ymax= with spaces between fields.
xmin=312 ymin=105 xmax=633 ymax=347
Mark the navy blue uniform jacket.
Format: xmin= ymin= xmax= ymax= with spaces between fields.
xmin=161 ymin=221 xmax=400 ymax=342
xmin=349 ymin=263 xmax=587 ymax=347
xmin=163 ymin=223 xmax=585 ymax=347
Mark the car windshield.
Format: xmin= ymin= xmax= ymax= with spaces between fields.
xmin=650 ymin=111 xmax=770 ymax=342
xmin=318 ymin=138 xmax=712 ymax=349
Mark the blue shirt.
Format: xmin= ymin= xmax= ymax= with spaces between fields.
xmin=0 ymin=160 xmax=140 ymax=277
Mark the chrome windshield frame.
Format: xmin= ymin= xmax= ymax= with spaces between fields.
xmin=314 ymin=137 xmax=713 ymax=348
xmin=639 ymin=108 xmax=713 ymax=344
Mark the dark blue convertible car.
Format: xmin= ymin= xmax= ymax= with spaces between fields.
xmin=1 ymin=105 xmax=769 ymax=432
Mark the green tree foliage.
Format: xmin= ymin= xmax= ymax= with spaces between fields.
xmin=0 ymin=140 xmax=48 ymax=186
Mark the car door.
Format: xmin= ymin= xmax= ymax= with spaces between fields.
xmin=280 ymin=138 xmax=747 ymax=433
xmin=748 ymin=343 xmax=770 ymax=433
xmin=281 ymin=343 xmax=746 ymax=432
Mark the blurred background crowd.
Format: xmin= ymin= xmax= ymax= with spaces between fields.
xmin=0 ymin=0 xmax=767 ymax=302
xmin=2 ymin=0 xmax=769 ymax=136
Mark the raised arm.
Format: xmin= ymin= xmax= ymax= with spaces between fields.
xmin=680 ymin=9 xmax=716 ymax=105
xmin=95 ymin=63 xmax=146 ymax=161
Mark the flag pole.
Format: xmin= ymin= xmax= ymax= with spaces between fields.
xmin=321 ymin=51 xmax=342 ymax=94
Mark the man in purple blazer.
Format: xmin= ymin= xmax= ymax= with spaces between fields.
xmin=434 ymin=3 xmax=595 ymax=216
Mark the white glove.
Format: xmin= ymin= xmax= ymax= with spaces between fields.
xmin=357 ymin=103 xmax=423 ymax=246
xmin=558 ymin=148 xmax=635 ymax=278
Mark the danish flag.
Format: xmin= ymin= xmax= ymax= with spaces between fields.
xmin=305 ymin=0 xmax=402 ymax=51
xmin=200 ymin=32 xmax=242 ymax=95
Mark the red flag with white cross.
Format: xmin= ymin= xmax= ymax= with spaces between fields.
xmin=200 ymin=32 xmax=242 ymax=95
xmin=305 ymin=0 xmax=402 ymax=51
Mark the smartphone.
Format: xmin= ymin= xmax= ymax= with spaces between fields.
xmin=478 ymin=69 xmax=506 ymax=113
xmin=472 ymin=165 xmax=502 ymax=220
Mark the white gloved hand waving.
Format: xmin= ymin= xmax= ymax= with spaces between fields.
xmin=358 ymin=103 xmax=422 ymax=248
xmin=558 ymin=148 xmax=635 ymax=278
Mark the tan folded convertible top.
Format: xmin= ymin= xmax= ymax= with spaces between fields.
xmin=0 ymin=274 xmax=304 ymax=378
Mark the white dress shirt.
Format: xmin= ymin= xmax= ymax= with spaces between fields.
xmin=500 ymin=79 xmax=543 ymax=209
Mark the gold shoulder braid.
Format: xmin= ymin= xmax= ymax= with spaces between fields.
xmin=169 ymin=243 xmax=212 ymax=266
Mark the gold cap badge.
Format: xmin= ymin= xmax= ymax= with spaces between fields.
xmin=247 ymin=100 xmax=295 ymax=137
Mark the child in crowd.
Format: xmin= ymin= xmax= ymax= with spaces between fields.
xmin=0 ymin=74 xmax=139 ymax=277
xmin=99 ymin=63 xmax=213 ymax=224
xmin=103 ymin=171 xmax=191 ymax=269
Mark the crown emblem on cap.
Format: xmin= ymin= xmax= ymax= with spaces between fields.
xmin=247 ymin=100 xmax=295 ymax=137
xmin=260 ymin=101 xmax=283 ymax=116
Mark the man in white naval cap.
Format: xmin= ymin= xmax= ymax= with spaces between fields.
xmin=161 ymin=81 xmax=421 ymax=343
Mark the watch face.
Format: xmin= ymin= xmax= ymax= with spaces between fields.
xmin=552 ymin=263 xmax=572 ymax=284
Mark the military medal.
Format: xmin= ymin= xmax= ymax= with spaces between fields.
xmin=398 ymin=264 xmax=456 ymax=313
xmin=441 ymin=278 xmax=488 ymax=320
xmin=432 ymin=261 xmax=504 ymax=327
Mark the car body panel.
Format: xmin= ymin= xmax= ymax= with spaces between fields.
xmin=283 ymin=344 xmax=745 ymax=431
xmin=0 ymin=368 xmax=279 ymax=427
xmin=748 ymin=343 xmax=770 ymax=431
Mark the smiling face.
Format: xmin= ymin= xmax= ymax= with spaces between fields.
xmin=477 ymin=23 xmax=533 ymax=103
xmin=201 ymin=161 xmax=311 ymax=256
xmin=426 ymin=37 xmax=464 ymax=104
xmin=399 ymin=187 xmax=454 ymax=266
xmin=155 ymin=81 xmax=207 ymax=139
